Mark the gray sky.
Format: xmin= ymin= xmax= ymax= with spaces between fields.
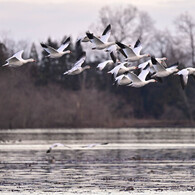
xmin=0 ymin=0 xmax=194 ymax=44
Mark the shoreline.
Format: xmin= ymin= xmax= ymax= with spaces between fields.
xmin=0 ymin=119 xmax=195 ymax=130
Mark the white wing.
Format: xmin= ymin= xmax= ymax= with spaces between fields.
xmin=74 ymin=55 xmax=86 ymax=68
xmin=57 ymin=37 xmax=70 ymax=52
xmin=41 ymin=43 xmax=58 ymax=54
xmin=116 ymin=42 xmax=136 ymax=58
xmin=86 ymin=33 xmax=104 ymax=46
xmin=127 ymin=72 xmax=141 ymax=82
xmin=108 ymin=65 xmax=121 ymax=74
xmin=133 ymin=39 xmax=142 ymax=55
xmin=151 ymin=57 xmax=166 ymax=72
xmin=138 ymin=60 xmax=150 ymax=69
xmin=166 ymin=65 xmax=178 ymax=72
xmin=138 ymin=68 xmax=150 ymax=82
xmin=133 ymin=46 xmax=142 ymax=55
xmin=7 ymin=57 xmax=20 ymax=64
xmin=97 ymin=60 xmax=113 ymax=71
xmin=106 ymin=45 xmax=117 ymax=52
xmin=115 ymin=74 xmax=124 ymax=81
xmin=100 ymin=24 xmax=111 ymax=43
xmin=7 ymin=50 xmax=24 ymax=61
xmin=177 ymin=69 xmax=189 ymax=88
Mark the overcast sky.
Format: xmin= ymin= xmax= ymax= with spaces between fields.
xmin=0 ymin=0 xmax=194 ymax=44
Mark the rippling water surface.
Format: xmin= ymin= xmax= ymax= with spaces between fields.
xmin=0 ymin=128 xmax=194 ymax=194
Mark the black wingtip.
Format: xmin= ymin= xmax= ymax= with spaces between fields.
xmin=110 ymin=52 xmax=116 ymax=63
xmin=102 ymin=24 xmax=111 ymax=36
xmin=134 ymin=39 xmax=141 ymax=48
xmin=143 ymin=63 xmax=150 ymax=70
xmin=46 ymin=149 xmax=51 ymax=153
xmin=102 ymin=142 xmax=109 ymax=145
xmin=77 ymin=51 xmax=86 ymax=61
xmin=76 ymin=39 xmax=81 ymax=47
xmin=151 ymin=56 xmax=157 ymax=65
xmin=116 ymin=42 xmax=126 ymax=49
xmin=86 ymin=32 xmax=93 ymax=39
xmin=179 ymin=75 xmax=185 ymax=90
xmin=118 ymin=48 xmax=128 ymax=58
xmin=40 ymin=43 xmax=47 ymax=48
xmin=63 ymin=37 xmax=70 ymax=45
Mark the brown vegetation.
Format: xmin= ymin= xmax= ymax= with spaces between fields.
xmin=0 ymin=5 xmax=195 ymax=129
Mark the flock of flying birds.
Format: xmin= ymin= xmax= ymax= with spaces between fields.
xmin=2 ymin=24 xmax=195 ymax=154
xmin=1 ymin=24 xmax=195 ymax=89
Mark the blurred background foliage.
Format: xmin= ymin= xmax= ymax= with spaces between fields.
xmin=0 ymin=5 xmax=195 ymax=128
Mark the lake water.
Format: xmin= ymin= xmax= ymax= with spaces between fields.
xmin=0 ymin=128 xmax=194 ymax=194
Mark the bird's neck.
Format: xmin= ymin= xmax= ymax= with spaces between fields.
xmin=83 ymin=66 xmax=89 ymax=71
xmin=106 ymin=42 xmax=115 ymax=47
xmin=23 ymin=58 xmax=34 ymax=64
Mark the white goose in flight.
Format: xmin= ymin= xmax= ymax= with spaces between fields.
xmin=138 ymin=57 xmax=167 ymax=73
xmin=86 ymin=24 xmax=115 ymax=50
xmin=97 ymin=60 xmax=115 ymax=71
xmin=78 ymin=24 xmax=111 ymax=43
xmin=116 ymin=39 xmax=150 ymax=62
xmin=2 ymin=50 xmax=35 ymax=67
xmin=108 ymin=62 xmax=137 ymax=78
xmin=63 ymin=52 xmax=90 ymax=75
xmin=97 ymin=52 xmax=117 ymax=71
xmin=40 ymin=37 xmax=71 ymax=58
xmin=115 ymin=73 xmax=132 ymax=86
xmin=175 ymin=67 xmax=195 ymax=89
xmin=151 ymin=57 xmax=179 ymax=78
xmin=46 ymin=143 xmax=71 ymax=153
xmin=127 ymin=64 xmax=157 ymax=88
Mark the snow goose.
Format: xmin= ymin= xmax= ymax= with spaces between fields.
xmin=78 ymin=24 xmax=111 ymax=43
xmin=77 ymin=33 xmax=90 ymax=43
xmin=46 ymin=143 xmax=71 ymax=153
xmin=40 ymin=37 xmax=71 ymax=58
xmin=175 ymin=67 xmax=195 ymax=89
xmin=138 ymin=57 xmax=167 ymax=70
xmin=86 ymin=24 xmax=115 ymax=50
xmin=115 ymin=73 xmax=132 ymax=86
xmin=127 ymin=64 xmax=157 ymax=88
xmin=63 ymin=52 xmax=90 ymax=75
xmin=97 ymin=52 xmax=117 ymax=71
xmin=108 ymin=62 xmax=137 ymax=78
xmin=97 ymin=60 xmax=115 ymax=71
xmin=2 ymin=50 xmax=35 ymax=67
xmin=116 ymin=39 xmax=150 ymax=62
xmin=151 ymin=57 xmax=179 ymax=78
xmin=138 ymin=57 xmax=167 ymax=76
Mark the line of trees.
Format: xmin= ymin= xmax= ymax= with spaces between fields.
xmin=0 ymin=5 xmax=195 ymax=129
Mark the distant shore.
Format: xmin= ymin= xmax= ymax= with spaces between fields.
xmin=0 ymin=119 xmax=195 ymax=130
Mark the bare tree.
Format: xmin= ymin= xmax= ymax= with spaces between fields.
xmin=89 ymin=4 xmax=154 ymax=62
xmin=96 ymin=4 xmax=154 ymax=43
xmin=175 ymin=13 xmax=195 ymax=67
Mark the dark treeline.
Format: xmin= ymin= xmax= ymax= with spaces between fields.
xmin=0 ymin=5 xmax=195 ymax=129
